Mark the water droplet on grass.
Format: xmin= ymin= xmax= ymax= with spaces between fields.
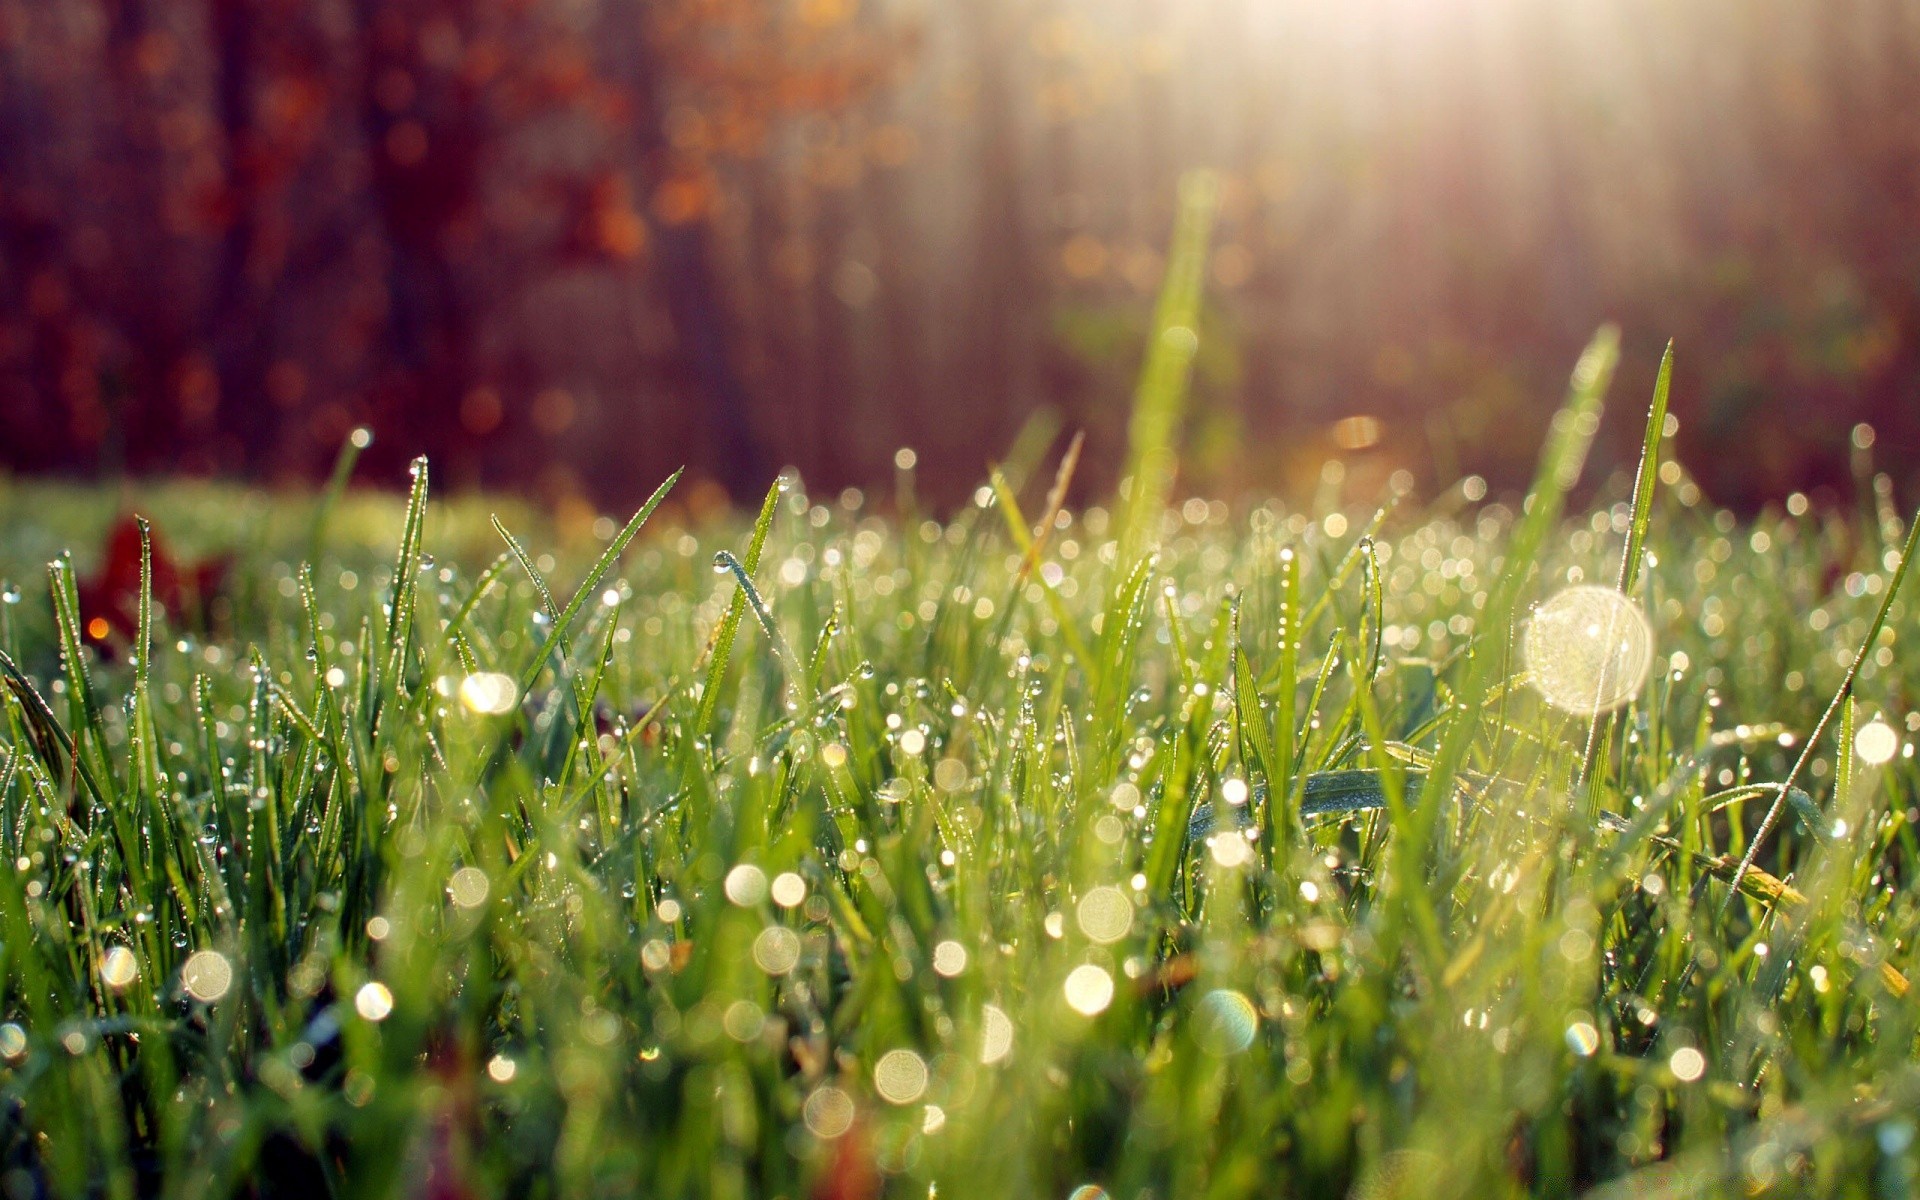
xmin=100 ymin=946 xmax=138 ymax=990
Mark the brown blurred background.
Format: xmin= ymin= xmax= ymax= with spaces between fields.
xmin=2 ymin=0 xmax=1917 ymax=512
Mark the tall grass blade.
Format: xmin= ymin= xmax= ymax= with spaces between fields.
xmin=304 ymin=426 xmax=371 ymax=566
xmin=1115 ymin=169 xmax=1220 ymax=574
xmin=1581 ymin=340 xmax=1673 ymax=787
xmin=695 ymin=478 xmax=784 ymax=743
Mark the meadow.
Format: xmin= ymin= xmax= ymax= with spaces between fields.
xmin=1 ymin=329 xmax=1918 ymax=1199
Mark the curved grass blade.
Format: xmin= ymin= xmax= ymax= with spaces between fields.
xmin=516 ymin=468 xmax=681 ymax=696
xmin=1423 ymin=327 xmax=1619 ymax=839
xmin=1722 ymin=506 xmax=1920 ymax=914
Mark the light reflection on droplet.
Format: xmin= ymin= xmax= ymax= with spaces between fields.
xmin=1192 ymin=989 xmax=1258 ymax=1056
xmin=932 ymin=940 xmax=968 ymax=977
xmin=181 ymin=950 xmax=233 ymax=1003
xmin=1565 ymin=1020 xmax=1600 ymax=1057
xmin=100 ymin=946 xmax=139 ymax=990
xmin=1075 ymin=887 xmax=1133 ymax=944
xmin=0 ymin=1024 xmax=26 ymax=1061
xmin=934 ymin=758 xmax=969 ymax=791
xmin=1856 ymin=720 xmax=1899 ymax=766
xmin=355 ymin=981 xmax=394 ymax=1021
xmin=874 ymin=1048 xmax=929 ymax=1104
xmin=770 ymin=872 xmax=808 ymax=908
xmin=752 ymin=926 xmax=802 ymax=975
xmin=449 ymin=866 xmax=490 ymax=909
xmin=1669 ymin=1046 xmax=1706 ymax=1082
xmin=458 ymin=672 xmax=519 ymax=716
xmin=724 ymin=864 xmax=768 ymax=906
xmin=980 ymin=1004 xmax=1014 ymax=1063
xmin=1064 ymin=964 xmax=1114 ymax=1016
xmin=1208 ymin=832 xmax=1253 ymax=869
xmin=723 ymin=999 xmax=764 ymax=1041
xmin=804 ymin=1086 xmax=856 ymax=1138
xmin=1523 ymin=586 xmax=1654 ymax=715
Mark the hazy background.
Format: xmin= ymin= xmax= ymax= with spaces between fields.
xmin=3 ymin=0 xmax=1917 ymax=513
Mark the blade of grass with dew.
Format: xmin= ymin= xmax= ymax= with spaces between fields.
xmin=492 ymin=515 xmax=560 ymax=626
xmin=372 ymin=456 xmax=430 ymax=740
xmin=1580 ymin=339 xmax=1673 ymax=790
xmin=694 ymin=478 xmax=784 ymax=744
xmin=1018 ymin=430 xmax=1084 ymax=583
xmin=988 ymin=467 xmax=1097 ymax=689
xmin=517 ymin=468 xmax=681 ymax=698
xmin=1393 ymin=326 xmax=1618 ymax=983
xmin=1721 ymin=506 xmax=1920 ymax=916
xmin=1421 ymin=326 xmax=1619 ymax=829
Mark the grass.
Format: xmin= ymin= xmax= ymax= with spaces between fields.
xmin=1 ymin=333 xmax=1919 ymax=1199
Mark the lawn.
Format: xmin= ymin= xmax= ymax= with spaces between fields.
xmin=1 ymin=332 xmax=1917 ymax=1198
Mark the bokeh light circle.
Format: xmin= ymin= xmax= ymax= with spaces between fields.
xmin=980 ymin=1004 xmax=1014 ymax=1063
xmin=1523 ymin=585 xmax=1654 ymax=715
xmin=1855 ymin=719 xmax=1899 ymax=766
xmin=1063 ymin=964 xmax=1115 ymax=1016
xmin=873 ymin=1048 xmax=929 ymax=1104
xmin=752 ymin=925 xmax=802 ymax=975
xmin=181 ymin=950 xmax=233 ymax=1003
xmin=1075 ymin=886 xmax=1133 ymax=944
xmin=1192 ymin=989 xmax=1259 ymax=1056
xmin=803 ymin=1086 xmax=856 ymax=1138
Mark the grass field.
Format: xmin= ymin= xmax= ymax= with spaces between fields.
xmin=2 ymin=330 xmax=1919 ymax=1199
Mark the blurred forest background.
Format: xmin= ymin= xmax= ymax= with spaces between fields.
xmin=2 ymin=0 xmax=1918 ymax=512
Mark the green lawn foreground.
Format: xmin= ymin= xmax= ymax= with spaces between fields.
xmin=1 ymin=338 xmax=1919 ymax=1198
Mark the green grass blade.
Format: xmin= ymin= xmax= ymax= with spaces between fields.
xmin=1618 ymin=340 xmax=1673 ymax=597
xmin=304 ymin=425 xmax=371 ymax=566
xmin=517 ymin=468 xmax=681 ymax=696
xmin=1722 ymin=506 xmax=1920 ymax=912
xmin=695 ymin=478 xmax=784 ymax=743
xmin=1115 ymin=170 xmax=1220 ymax=575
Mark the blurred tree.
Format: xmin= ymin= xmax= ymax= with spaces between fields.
xmin=3 ymin=0 xmax=1918 ymax=509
